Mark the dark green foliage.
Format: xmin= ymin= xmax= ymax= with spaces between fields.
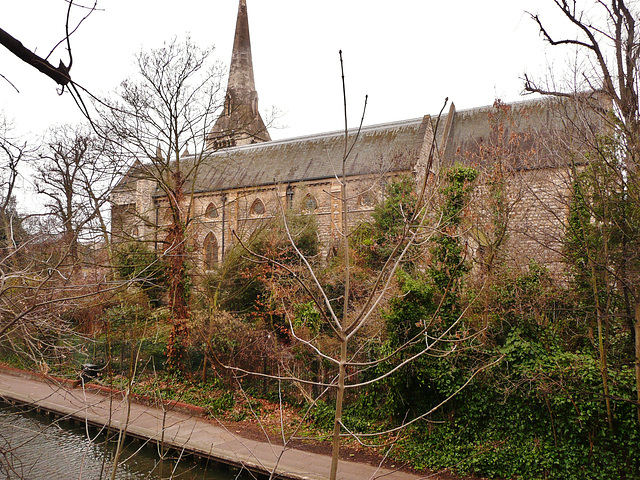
xmin=292 ymin=301 xmax=322 ymax=336
xmin=489 ymin=261 xmax=569 ymax=344
xmin=385 ymin=270 xmax=434 ymax=346
xmin=97 ymin=304 xmax=168 ymax=373
xmin=308 ymin=399 xmax=336 ymax=431
xmin=330 ymin=166 xmax=639 ymax=479
xmin=561 ymin=138 xmax=639 ymax=428
xmin=428 ymin=165 xmax=478 ymax=326
xmin=360 ymin=167 xmax=479 ymax=420
xmin=352 ymin=176 xmax=417 ymax=268
xmin=286 ymin=211 xmax=320 ymax=259
xmin=208 ymin=392 xmax=236 ymax=415
xmin=393 ymin=340 xmax=639 ymax=479
xmin=204 ymin=211 xmax=318 ymax=318
xmin=203 ymin=242 xmax=262 ymax=314
xmin=563 ymin=150 xmax=640 ymax=337
xmin=378 ymin=270 xmax=438 ymax=418
xmin=389 ymin=264 xmax=639 ymax=479
xmin=100 ymin=303 xmax=145 ymax=328
xmin=113 ymin=242 xmax=168 ymax=305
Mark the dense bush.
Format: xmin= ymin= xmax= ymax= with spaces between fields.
xmin=202 ymin=211 xmax=319 ymax=335
xmin=352 ymin=263 xmax=640 ymax=479
xmin=302 ymin=170 xmax=640 ymax=479
xmin=113 ymin=242 xmax=168 ymax=306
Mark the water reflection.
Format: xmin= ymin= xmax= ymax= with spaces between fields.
xmin=0 ymin=405 xmax=247 ymax=479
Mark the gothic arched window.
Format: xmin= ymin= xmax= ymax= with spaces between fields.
xmin=205 ymin=202 xmax=219 ymax=220
xmin=204 ymin=232 xmax=219 ymax=270
xmin=224 ymin=93 xmax=232 ymax=116
xmin=250 ymin=198 xmax=266 ymax=216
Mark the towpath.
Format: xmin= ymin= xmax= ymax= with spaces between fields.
xmin=0 ymin=369 xmax=434 ymax=480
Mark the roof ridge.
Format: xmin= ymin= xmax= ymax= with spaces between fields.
xmin=453 ymin=96 xmax=553 ymax=116
xmin=209 ymin=97 xmax=553 ymax=154
xmin=208 ymin=117 xmax=427 ymax=155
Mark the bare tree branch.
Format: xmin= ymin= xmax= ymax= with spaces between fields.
xmin=0 ymin=27 xmax=70 ymax=87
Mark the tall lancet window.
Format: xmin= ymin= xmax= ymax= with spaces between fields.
xmin=204 ymin=232 xmax=219 ymax=270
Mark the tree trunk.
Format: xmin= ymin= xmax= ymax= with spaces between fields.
xmin=587 ymin=256 xmax=613 ymax=428
xmin=635 ymin=300 xmax=640 ymax=424
xmin=329 ymin=337 xmax=347 ymax=480
xmin=165 ymin=179 xmax=189 ymax=370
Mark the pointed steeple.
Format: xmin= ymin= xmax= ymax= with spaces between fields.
xmin=207 ymin=0 xmax=270 ymax=150
xmin=229 ymin=0 xmax=256 ymax=101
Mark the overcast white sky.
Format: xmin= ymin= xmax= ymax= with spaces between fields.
xmin=1 ymin=0 xmax=577 ymax=142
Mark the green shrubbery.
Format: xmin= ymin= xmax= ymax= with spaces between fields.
xmin=345 ymin=259 xmax=638 ymax=479
xmin=3 ymin=167 xmax=637 ymax=479
xmin=306 ymin=169 xmax=639 ymax=479
xmin=113 ymin=242 xmax=168 ymax=306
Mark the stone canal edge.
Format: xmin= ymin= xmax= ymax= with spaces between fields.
xmin=0 ymin=366 xmax=433 ymax=480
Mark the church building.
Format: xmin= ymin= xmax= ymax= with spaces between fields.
xmin=111 ymin=0 xmax=600 ymax=275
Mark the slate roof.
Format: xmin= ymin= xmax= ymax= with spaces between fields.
xmin=187 ymin=116 xmax=431 ymax=194
xmin=440 ymin=96 xmax=608 ymax=170
xmin=114 ymin=96 xmax=608 ymax=200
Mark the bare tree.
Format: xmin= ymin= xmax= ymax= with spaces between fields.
xmin=0 ymin=115 xmax=31 ymax=263
xmin=101 ymin=37 xmax=228 ymax=369
xmin=0 ymin=123 xmax=121 ymax=375
xmin=525 ymin=0 xmax=640 ymax=423
xmin=34 ymin=124 xmax=122 ymax=268
xmin=36 ymin=125 xmax=92 ymax=263
xmin=214 ymin=54 xmax=497 ymax=480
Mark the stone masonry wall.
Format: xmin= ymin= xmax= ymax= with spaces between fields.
xmin=466 ymin=165 xmax=572 ymax=275
xmin=146 ymin=172 xmax=397 ymax=275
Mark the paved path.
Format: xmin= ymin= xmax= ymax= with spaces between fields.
xmin=0 ymin=369 xmax=432 ymax=480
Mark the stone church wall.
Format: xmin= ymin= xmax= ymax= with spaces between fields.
xmin=167 ymin=172 xmax=396 ymax=274
xmin=466 ymin=165 xmax=573 ymax=275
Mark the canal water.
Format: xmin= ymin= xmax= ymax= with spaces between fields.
xmin=0 ymin=405 xmax=250 ymax=479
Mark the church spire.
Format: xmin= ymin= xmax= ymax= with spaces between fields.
xmin=229 ymin=0 xmax=256 ymax=98
xmin=207 ymin=0 xmax=270 ymax=150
